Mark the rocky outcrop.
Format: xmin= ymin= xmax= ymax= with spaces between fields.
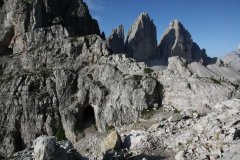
xmin=120 ymin=99 xmax=240 ymax=159
xmin=107 ymin=25 xmax=125 ymax=53
xmin=0 ymin=34 xmax=161 ymax=157
xmin=1 ymin=0 xmax=240 ymax=159
xmin=34 ymin=136 xmax=58 ymax=160
xmin=7 ymin=136 xmax=82 ymax=160
xmin=0 ymin=0 xmax=100 ymax=55
xmin=125 ymin=12 xmax=157 ymax=61
xmin=157 ymin=57 xmax=240 ymax=112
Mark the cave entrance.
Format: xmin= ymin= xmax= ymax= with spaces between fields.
xmin=0 ymin=1 xmax=4 ymax=8
xmin=81 ymin=105 xmax=97 ymax=133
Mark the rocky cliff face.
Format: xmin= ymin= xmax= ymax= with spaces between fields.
xmin=0 ymin=1 xmax=240 ymax=159
xmin=0 ymin=0 xmax=100 ymax=55
xmin=107 ymin=25 xmax=125 ymax=53
xmin=0 ymin=1 xmax=161 ymax=157
xmin=0 ymin=34 xmax=161 ymax=157
xmin=125 ymin=12 xmax=157 ymax=61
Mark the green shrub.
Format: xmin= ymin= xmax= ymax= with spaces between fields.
xmin=141 ymin=108 xmax=155 ymax=119
xmin=210 ymin=78 xmax=221 ymax=85
xmin=133 ymin=75 xmax=143 ymax=81
xmin=173 ymin=109 xmax=180 ymax=114
xmin=55 ymin=125 xmax=66 ymax=141
xmin=106 ymin=125 xmax=114 ymax=132
xmin=144 ymin=68 xmax=154 ymax=74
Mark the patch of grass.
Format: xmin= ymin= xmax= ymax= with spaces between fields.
xmin=141 ymin=108 xmax=155 ymax=119
xmin=69 ymin=37 xmax=79 ymax=42
xmin=133 ymin=75 xmax=143 ymax=81
xmin=106 ymin=125 xmax=115 ymax=132
xmin=173 ymin=109 xmax=181 ymax=114
xmin=144 ymin=68 xmax=154 ymax=74
xmin=55 ymin=124 xmax=66 ymax=141
xmin=210 ymin=77 xmax=221 ymax=85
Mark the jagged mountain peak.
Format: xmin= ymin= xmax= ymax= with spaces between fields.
xmin=169 ymin=19 xmax=182 ymax=28
xmin=111 ymin=25 xmax=124 ymax=38
xmin=138 ymin=11 xmax=150 ymax=18
xmin=125 ymin=12 xmax=157 ymax=61
xmin=107 ymin=25 xmax=125 ymax=53
xmin=158 ymin=19 xmax=192 ymax=63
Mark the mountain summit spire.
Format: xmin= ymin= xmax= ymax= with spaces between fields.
xmin=125 ymin=12 xmax=157 ymax=61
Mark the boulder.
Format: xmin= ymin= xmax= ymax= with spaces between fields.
xmin=125 ymin=12 xmax=157 ymax=61
xmin=107 ymin=25 xmax=125 ymax=53
xmin=102 ymin=131 xmax=122 ymax=152
xmin=34 ymin=136 xmax=57 ymax=160
xmin=9 ymin=136 xmax=80 ymax=160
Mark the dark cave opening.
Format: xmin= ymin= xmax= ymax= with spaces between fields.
xmin=0 ymin=26 xmax=14 ymax=56
xmin=233 ymin=129 xmax=240 ymax=140
xmin=81 ymin=105 xmax=97 ymax=133
xmin=0 ymin=1 xmax=4 ymax=8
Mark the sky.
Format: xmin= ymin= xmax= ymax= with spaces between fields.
xmin=84 ymin=0 xmax=240 ymax=58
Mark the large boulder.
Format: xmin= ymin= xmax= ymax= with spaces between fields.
xmin=8 ymin=136 xmax=80 ymax=160
xmin=107 ymin=25 xmax=125 ymax=53
xmin=125 ymin=12 xmax=157 ymax=61
xmin=34 ymin=136 xmax=57 ymax=160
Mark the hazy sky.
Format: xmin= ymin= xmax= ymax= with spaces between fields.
xmin=84 ymin=0 xmax=240 ymax=58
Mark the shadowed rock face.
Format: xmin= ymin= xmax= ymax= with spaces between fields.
xmin=107 ymin=25 xmax=125 ymax=53
xmin=32 ymin=0 xmax=100 ymax=36
xmin=125 ymin=12 xmax=157 ymax=61
xmin=157 ymin=20 xmax=193 ymax=63
xmin=0 ymin=0 xmax=100 ymax=55
xmin=157 ymin=20 xmax=211 ymax=64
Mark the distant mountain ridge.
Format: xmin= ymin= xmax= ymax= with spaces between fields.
xmin=107 ymin=12 xmax=213 ymax=65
